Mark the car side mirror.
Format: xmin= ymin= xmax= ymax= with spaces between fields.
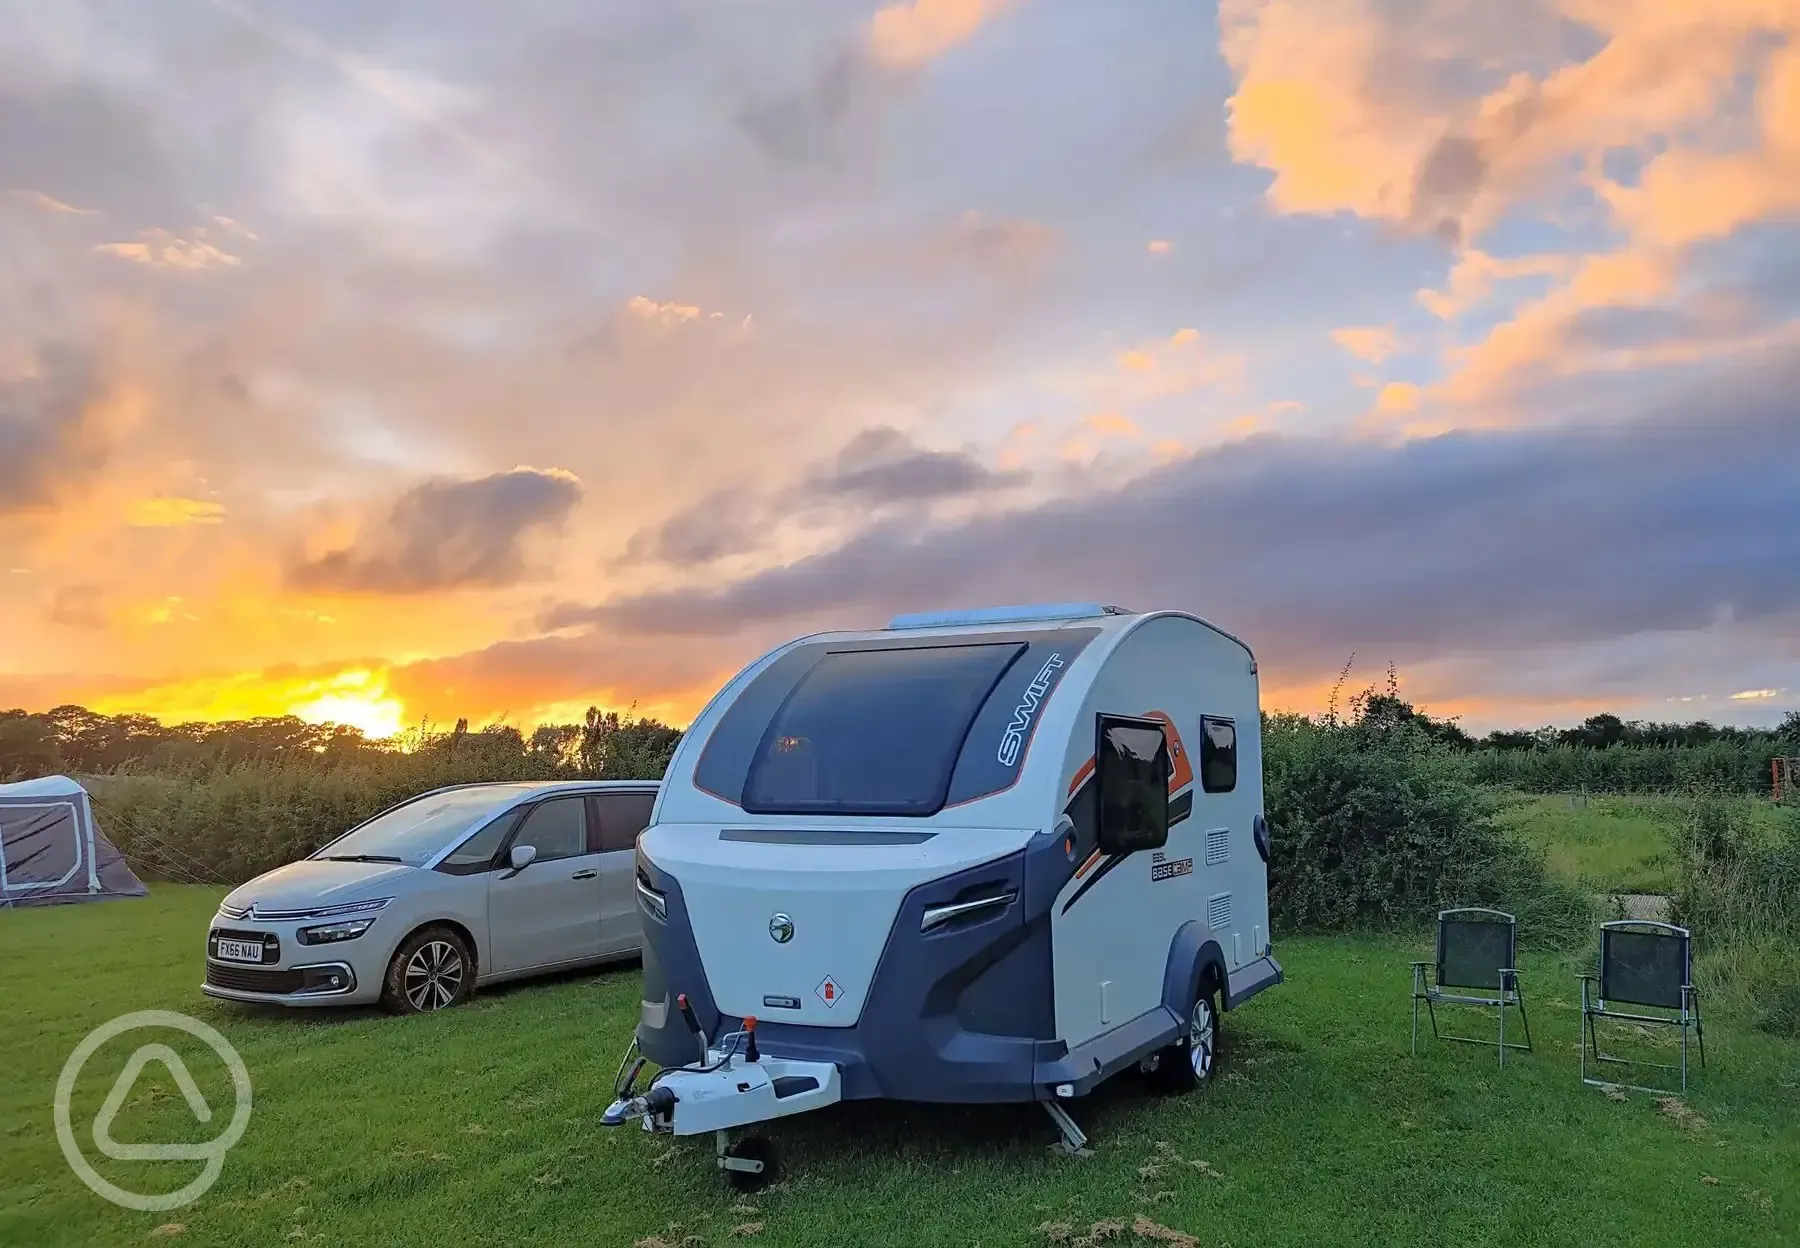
xmin=506 ymin=843 xmax=538 ymax=874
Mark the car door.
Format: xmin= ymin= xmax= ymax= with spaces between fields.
xmin=589 ymin=789 xmax=657 ymax=955
xmin=486 ymin=796 xmax=603 ymax=975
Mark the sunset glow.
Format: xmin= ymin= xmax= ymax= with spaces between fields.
xmin=3 ymin=0 xmax=1796 ymax=735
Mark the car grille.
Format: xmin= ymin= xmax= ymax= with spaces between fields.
xmin=205 ymin=963 xmax=306 ymax=994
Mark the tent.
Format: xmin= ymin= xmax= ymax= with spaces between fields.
xmin=0 ymin=775 xmax=148 ymax=907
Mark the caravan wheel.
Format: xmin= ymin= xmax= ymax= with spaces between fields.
xmin=1145 ymin=986 xmax=1219 ymax=1093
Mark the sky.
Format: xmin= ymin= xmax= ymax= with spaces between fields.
xmin=2 ymin=0 xmax=1798 ymax=740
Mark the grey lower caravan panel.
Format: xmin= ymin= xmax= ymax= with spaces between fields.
xmin=1226 ymin=954 xmax=1284 ymax=1010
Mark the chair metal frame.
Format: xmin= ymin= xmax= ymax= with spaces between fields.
xmin=1579 ymin=920 xmax=1705 ymax=1096
xmin=1411 ymin=907 xmax=1532 ymax=1068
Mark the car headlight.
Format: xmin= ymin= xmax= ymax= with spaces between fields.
xmin=307 ymin=896 xmax=392 ymax=919
xmin=297 ymin=917 xmax=377 ymax=945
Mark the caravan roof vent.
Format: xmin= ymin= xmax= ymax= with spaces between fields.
xmin=885 ymin=602 xmax=1134 ymax=631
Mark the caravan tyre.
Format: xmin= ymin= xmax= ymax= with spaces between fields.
xmin=381 ymin=926 xmax=475 ymax=1015
xmin=1146 ymin=985 xmax=1219 ymax=1093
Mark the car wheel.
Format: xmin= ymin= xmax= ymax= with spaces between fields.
xmin=382 ymin=926 xmax=474 ymax=1015
xmin=1144 ymin=982 xmax=1220 ymax=1093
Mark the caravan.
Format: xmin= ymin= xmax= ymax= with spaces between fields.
xmin=603 ymin=603 xmax=1282 ymax=1185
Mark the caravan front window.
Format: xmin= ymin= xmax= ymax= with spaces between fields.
xmin=741 ymin=642 xmax=1026 ymax=816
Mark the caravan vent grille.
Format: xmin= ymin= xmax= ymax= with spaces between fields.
xmin=1206 ymin=828 xmax=1230 ymax=865
xmin=1207 ymin=893 xmax=1232 ymax=932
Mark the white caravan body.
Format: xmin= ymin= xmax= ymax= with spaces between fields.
xmin=633 ymin=603 xmax=1283 ymax=1107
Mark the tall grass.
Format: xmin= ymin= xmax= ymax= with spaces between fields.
xmin=1665 ymin=792 xmax=1800 ymax=1036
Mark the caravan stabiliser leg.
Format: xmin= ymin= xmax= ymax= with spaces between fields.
xmin=1043 ymin=1101 xmax=1092 ymax=1156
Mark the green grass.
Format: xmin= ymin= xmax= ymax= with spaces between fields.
xmin=4 ymin=887 xmax=1798 ymax=1247
xmin=1496 ymin=794 xmax=1683 ymax=894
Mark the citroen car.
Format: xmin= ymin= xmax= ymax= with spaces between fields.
xmin=201 ymin=779 xmax=657 ymax=1014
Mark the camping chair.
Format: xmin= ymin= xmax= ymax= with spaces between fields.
xmin=1579 ymin=920 xmax=1705 ymax=1096
xmin=1411 ymin=908 xmax=1532 ymax=1067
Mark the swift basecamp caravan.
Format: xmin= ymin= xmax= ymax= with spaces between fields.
xmin=603 ymin=603 xmax=1282 ymax=1186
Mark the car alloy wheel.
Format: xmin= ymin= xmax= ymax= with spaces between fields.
xmin=404 ymin=938 xmax=465 ymax=1011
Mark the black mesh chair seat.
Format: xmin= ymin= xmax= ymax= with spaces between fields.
xmin=1410 ymin=908 xmax=1532 ymax=1067
xmin=1579 ymin=921 xmax=1704 ymax=1096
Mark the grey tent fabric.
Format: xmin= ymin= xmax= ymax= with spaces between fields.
xmin=0 ymin=775 xmax=148 ymax=907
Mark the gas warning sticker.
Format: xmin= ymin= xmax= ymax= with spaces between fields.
xmin=816 ymin=976 xmax=844 ymax=1008
xmin=1151 ymin=856 xmax=1193 ymax=882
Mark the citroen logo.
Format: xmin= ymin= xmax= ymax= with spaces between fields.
xmin=769 ymin=913 xmax=794 ymax=944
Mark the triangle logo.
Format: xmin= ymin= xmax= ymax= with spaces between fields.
xmin=91 ymin=1044 xmax=218 ymax=1162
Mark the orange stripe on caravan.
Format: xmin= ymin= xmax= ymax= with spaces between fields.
xmin=1073 ymin=848 xmax=1103 ymax=879
xmin=1068 ymin=757 xmax=1096 ymax=795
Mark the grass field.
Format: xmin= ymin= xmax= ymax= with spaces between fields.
xmin=1494 ymin=794 xmax=1682 ymax=894
xmin=4 ymin=887 xmax=1798 ymax=1247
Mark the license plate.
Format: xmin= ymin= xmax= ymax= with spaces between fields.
xmin=214 ymin=938 xmax=264 ymax=963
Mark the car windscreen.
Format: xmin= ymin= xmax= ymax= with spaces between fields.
xmin=313 ymin=786 xmax=518 ymax=866
xmin=741 ymin=641 xmax=1026 ymax=816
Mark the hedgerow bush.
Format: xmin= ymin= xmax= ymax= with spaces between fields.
xmin=1666 ymin=791 xmax=1800 ymax=1036
xmin=84 ymin=712 xmax=681 ymax=886
xmin=1263 ymin=683 xmax=1592 ymax=945
xmin=1460 ymin=741 xmax=1784 ymax=796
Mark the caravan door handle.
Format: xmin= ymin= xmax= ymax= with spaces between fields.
xmin=570 ymin=869 xmax=598 ymax=880
xmin=921 ymin=891 xmax=1017 ymax=932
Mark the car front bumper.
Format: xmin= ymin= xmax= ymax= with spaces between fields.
xmin=202 ymin=913 xmax=389 ymax=1007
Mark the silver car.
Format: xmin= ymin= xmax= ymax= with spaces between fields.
xmin=201 ymin=779 xmax=655 ymax=1014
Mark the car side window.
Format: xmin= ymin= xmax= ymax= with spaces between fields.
xmin=591 ymin=791 xmax=656 ymax=853
xmin=512 ymin=797 xmax=587 ymax=863
xmin=437 ymin=811 xmax=520 ymax=874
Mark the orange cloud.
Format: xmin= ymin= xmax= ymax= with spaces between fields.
xmin=95 ymin=227 xmax=243 ymax=270
xmin=1417 ymin=249 xmax=1575 ymax=321
xmin=1147 ymin=239 xmax=1173 ymax=254
xmin=1084 ymin=411 xmax=1142 ymax=437
xmin=1373 ymin=382 xmax=1421 ymax=415
xmin=869 ymin=0 xmax=1018 ymax=69
xmin=1330 ymin=324 xmax=1397 ymax=363
xmin=625 ymin=294 xmax=703 ymax=324
xmin=11 ymin=189 xmax=96 ymax=215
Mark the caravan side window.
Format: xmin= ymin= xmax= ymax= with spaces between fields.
xmin=1200 ymin=715 xmax=1237 ymax=793
xmin=1095 ymin=714 xmax=1171 ymax=854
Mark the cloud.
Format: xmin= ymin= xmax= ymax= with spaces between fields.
xmin=797 ymin=425 xmax=1027 ymax=506
xmin=867 ymin=0 xmax=1020 ymax=69
xmin=288 ymin=467 xmax=584 ymax=594
xmin=624 ymin=295 xmax=703 ymax=324
xmin=10 ymin=189 xmax=96 ymax=215
xmin=611 ymin=425 xmax=1028 ymax=573
xmin=47 ymin=584 xmax=107 ymax=630
xmin=1330 ymin=324 xmax=1397 ymax=363
xmin=95 ymin=227 xmax=244 ymax=270
xmin=615 ymin=488 xmax=765 ymax=569
xmin=1372 ymin=381 xmax=1421 ymax=415
xmin=572 ymin=357 xmax=1800 ymax=693
xmin=0 ymin=346 xmax=111 ymax=514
